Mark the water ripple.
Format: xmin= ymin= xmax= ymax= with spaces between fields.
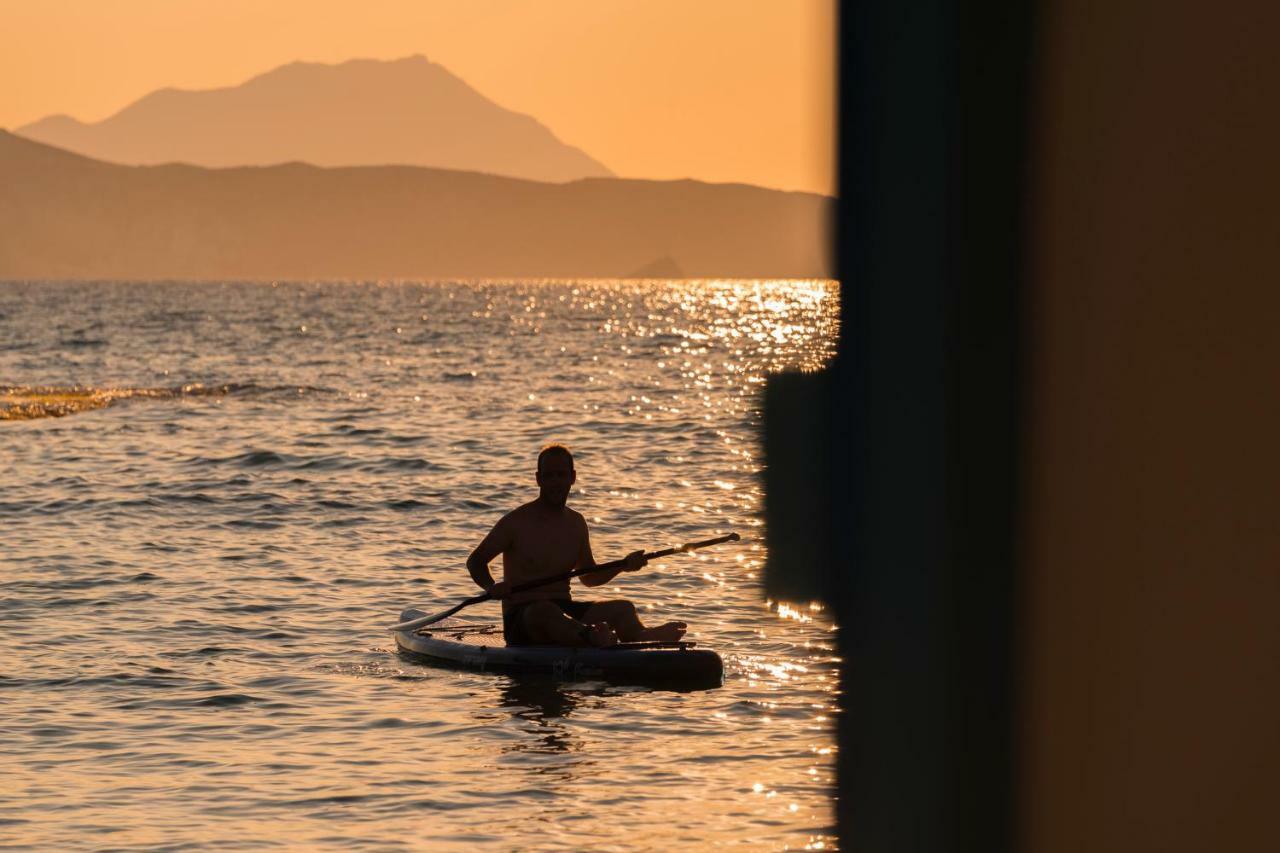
xmin=0 ymin=278 xmax=839 ymax=852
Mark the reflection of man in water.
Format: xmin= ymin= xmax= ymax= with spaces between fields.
xmin=467 ymin=444 xmax=688 ymax=648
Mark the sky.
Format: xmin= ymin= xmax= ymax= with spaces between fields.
xmin=0 ymin=0 xmax=835 ymax=196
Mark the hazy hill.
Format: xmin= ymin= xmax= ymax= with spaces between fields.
xmin=0 ymin=131 xmax=831 ymax=280
xmin=15 ymin=56 xmax=612 ymax=183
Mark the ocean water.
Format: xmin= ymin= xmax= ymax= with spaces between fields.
xmin=1 ymin=279 xmax=839 ymax=851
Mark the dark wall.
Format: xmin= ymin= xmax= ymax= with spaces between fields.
xmin=767 ymin=0 xmax=1279 ymax=850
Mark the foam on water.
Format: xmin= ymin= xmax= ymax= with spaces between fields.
xmin=1 ymin=279 xmax=839 ymax=851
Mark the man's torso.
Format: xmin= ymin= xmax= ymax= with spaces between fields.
xmin=499 ymin=502 xmax=585 ymax=609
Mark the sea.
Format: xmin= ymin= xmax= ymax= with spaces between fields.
xmin=1 ymin=279 xmax=839 ymax=851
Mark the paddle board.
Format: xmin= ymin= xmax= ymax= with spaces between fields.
xmin=394 ymin=609 xmax=724 ymax=688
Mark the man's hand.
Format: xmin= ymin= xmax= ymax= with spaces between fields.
xmin=487 ymin=580 xmax=512 ymax=599
xmin=623 ymin=549 xmax=648 ymax=572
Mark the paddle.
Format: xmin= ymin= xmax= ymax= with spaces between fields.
xmin=390 ymin=532 xmax=741 ymax=633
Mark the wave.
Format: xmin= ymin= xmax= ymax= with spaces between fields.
xmin=0 ymin=382 xmax=328 ymax=421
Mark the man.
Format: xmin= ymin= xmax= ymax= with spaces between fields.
xmin=467 ymin=444 xmax=688 ymax=648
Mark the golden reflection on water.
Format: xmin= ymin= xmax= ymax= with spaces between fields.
xmin=466 ymin=278 xmax=842 ymax=848
xmin=0 ymin=382 xmax=302 ymax=419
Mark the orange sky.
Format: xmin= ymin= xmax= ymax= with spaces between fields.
xmin=0 ymin=0 xmax=835 ymax=196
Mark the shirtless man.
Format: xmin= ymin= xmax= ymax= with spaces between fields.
xmin=467 ymin=444 xmax=688 ymax=648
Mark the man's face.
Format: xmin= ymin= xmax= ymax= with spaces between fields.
xmin=536 ymin=455 xmax=576 ymax=507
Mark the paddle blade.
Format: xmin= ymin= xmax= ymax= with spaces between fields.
xmin=390 ymin=602 xmax=465 ymax=633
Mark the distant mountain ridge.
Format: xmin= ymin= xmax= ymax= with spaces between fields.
xmin=15 ymin=55 xmax=612 ymax=183
xmin=0 ymin=131 xmax=831 ymax=280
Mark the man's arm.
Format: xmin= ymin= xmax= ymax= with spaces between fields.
xmin=467 ymin=516 xmax=513 ymax=594
xmin=578 ymin=516 xmax=647 ymax=586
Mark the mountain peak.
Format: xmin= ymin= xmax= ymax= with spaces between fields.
xmin=252 ymin=54 xmax=436 ymax=79
xmin=17 ymin=113 xmax=86 ymax=132
xmin=14 ymin=56 xmax=612 ymax=182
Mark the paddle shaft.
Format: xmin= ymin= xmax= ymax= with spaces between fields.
xmin=390 ymin=532 xmax=740 ymax=633
xmin=512 ymin=532 xmax=739 ymax=595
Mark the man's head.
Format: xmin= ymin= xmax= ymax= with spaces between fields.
xmin=536 ymin=443 xmax=576 ymax=508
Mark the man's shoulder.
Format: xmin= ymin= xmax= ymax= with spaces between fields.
xmin=563 ymin=506 xmax=589 ymax=533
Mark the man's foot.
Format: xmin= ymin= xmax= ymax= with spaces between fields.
xmin=639 ymin=621 xmax=688 ymax=643
xmin=586 ymin=622 xmax=619 ymax=648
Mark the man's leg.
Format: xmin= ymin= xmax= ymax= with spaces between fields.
xmin=521 ymin=600 xmax=617 ymax=647
xmin=581 ymin=600 xmax=687 ymax=643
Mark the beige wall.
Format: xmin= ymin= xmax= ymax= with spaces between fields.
xmin=1023 ymin=2 xmax=1280 ymax=850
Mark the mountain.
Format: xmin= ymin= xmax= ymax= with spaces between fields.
xmin=628 ymin=255 xmax=686 ymax=278
xmin=0 ymin=131 xmax=832 ymax=280
xmin=15 ymin=56 xmax=612 ymax=183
